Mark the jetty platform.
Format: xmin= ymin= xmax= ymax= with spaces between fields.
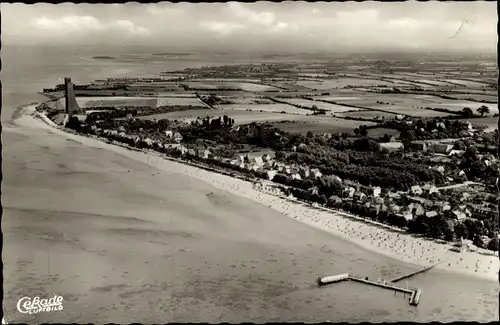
xmin=317 ymin=273 xmax=422 ymax=306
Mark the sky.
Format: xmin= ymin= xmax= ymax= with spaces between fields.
xmin=1 ymin=1 xmax=497 ymax=54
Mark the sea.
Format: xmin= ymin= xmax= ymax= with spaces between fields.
xmin=1 ymin=44 xmax=498 ymax=323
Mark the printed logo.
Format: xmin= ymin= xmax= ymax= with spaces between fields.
xmin=17 ymin=295 xmax=64 ymax=314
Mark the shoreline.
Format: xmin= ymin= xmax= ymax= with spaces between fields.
xmin=13 ymin=103 xmax=499 ymax=282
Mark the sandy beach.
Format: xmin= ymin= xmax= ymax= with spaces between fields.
xmin=22 ymin=105 xmax=500 ymax=282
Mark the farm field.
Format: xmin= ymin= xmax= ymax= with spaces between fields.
xmin=367 ymin=127 xmax=401 ymax=138
xmin=443 ymin=79 xmax=491 ymax=88
xmin=72 ymin=96 xmax=159 ymax=108
xmin=140 ymin=108 xmax=314 ymax=125
xmin=295 ymin=78 xmax=395 ymax=90
xmin=271 ymin=118 xmax=377 ymax=134
xmin=182 ymin=81 xmax=279 ymax=92
xmin=457 ymin=117 xmax=498 ymax=132
xmin=312 ymin=96 xmax=361 ymax=101
xmin=431 ymin=101 xmax=498 ymax=114
xmin=280 ymin=98 xmax=363 ymax=113
xmin=339 ymin=110 xmax=397 ymax=119
xmin=416 ymin=79 xmax=455 ymax=87
xmin=60 ymin=96 xmax=204 ymax=108
xmin=296 ymin=73 xmax=331 ymax=78
xmin=156 ymin=97 xmax=204 ymax=106
xmin=217 ymin=103 xmax=310 ymax=115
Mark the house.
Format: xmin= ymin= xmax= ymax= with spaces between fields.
xmin=165 ymin=130 xmax=173 ymax=138
xmin=250 ymin=156 xmax=264 ymax=167
xmin=144 ymin=138 xmax=154 ymax=146
xmin=411 ymin=185 xmax=423 ymax=195
xmin=354 ymin=191 xmax=367 ymax=201
xmin=236 ymin=155 xmax=246 ymax=164
xmin=309 ymin=187 xmax=319 ymax=195
xmin=433 ymin=143 xmax=453 ymax=154
xmin=403 ymin=204 xmax=414 ymax=220
xmin=452 ymin=210 xmax=467 ymax=221
xmin=414 ymin=203 xmax=425 ymax=216
xmin=380 ymin=142 xmax=404 ymax=152
xmin=329 ymin=195 xmax=342 ymax=204
xmin=311 ymin=168 xmax=323 ymax=178
xmin=429 ymin=186 xmax=439 ymax=194
xmin=388 ymin=192 xmax=401 ymax=199
xmin=411 ymin=141 xmax=427 ymax=151
xmin=344 ymin=187 xmax=356 ymax=198
xmin=198 ymin=149 xmax=211 ymax=159
xmin=262 ymin=153 xmax=272 ymax=162
xmin=372 ymin=186 xmax=382 ymax=198
xmin=389 ymin=136 xmax=397 ymax=142
xmin=449 ymin=150 xmax=465 ymax=157
xmin=299 ymin=168 xmax=310 ymax=179
xmin=434 ymin=165 xmax=445 ymax=174
xmin=426 ymin=211 xmax=438 ymax=218
xmin=461 ymin=192 xmax=471 ymax=201
xmin=267 ymin=170 xmax=278 ymax=181
xmin=173 ymin=132 xmax=183 ymax=142
xmin=389 ymin=204 xmax=401 ymax=213
xmin=332 ymin=175 xmax=342 ymax=183
xmin=436 ymin=122 xmax=446 ymax=129
xmin=291 ymin=173 xmax=302 ymax=180
xmin=187 ymin=149 xmax=196 ymax=156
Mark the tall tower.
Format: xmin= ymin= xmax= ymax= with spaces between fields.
xmin=64 ymin=77 xmax=83 ymax=114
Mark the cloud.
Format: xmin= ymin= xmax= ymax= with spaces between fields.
xmin=30 ymin=15 xmax=150 ymax=37
xmin=199 ymin=21 xmax=245 ymax=36
xmin=223 ymin=2 xmax=288 ymax=32
xmin=145 ymin=4 xmax=183 ymax=15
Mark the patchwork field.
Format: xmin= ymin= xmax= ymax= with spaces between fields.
xmin=295 ymin=78 xmax=395 ymax=90
xmin=58 ymin=96 xmax=204 ymax=109
xmin=443 ymin=79 xmax=491 ymax=88
xmin=313 ymin=96 xmax=361 ymax=101
xmin=271 ymin=118 xmax=377 ymax=134
xmin=431 ymin=101 xmax=498 ymax=114
xmin=458 ymin=117 xmax=497 ymax=132
xmin=367 ymin=127 xmax=401 ymax=138
xmin=183 ymin=81 xmax=279 ymax=92
xmin=217 ymin=103 xmax=310 ymax=115
xmin=280 ymin=98 xmax=363 ymax=113
xmin=74 ymin=97 xmax=159 ymax=108
xmin=339 ymin=110 xmax=397 ymax=119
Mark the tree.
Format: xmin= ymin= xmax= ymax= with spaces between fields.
xmin=462 ymin=107 xmax=474 ymax=118
xmin=454 ymin=222 xmax=468 ymax=240
xmin=473 ymin=235 xmax=485 ymax=249
xmin=353 ymin=128 xmax=360 ymax=136
xmin=487 ymin=237 xmax=499 ymax=253
xmin=359 ymin=126 xmax=368 ymax=137
xmin=477 ymin=105 xmax=490 ymax=117
xmin=65 ymin=116 xmax=81 ymax=130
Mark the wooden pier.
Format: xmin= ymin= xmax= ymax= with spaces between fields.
xmin=389 ymin=262 xmax=443 ymax=283
xmin=317 ymin=273 xmax=422 ymax=306
xmin=347 ymin=276 xmax=414 ymax=294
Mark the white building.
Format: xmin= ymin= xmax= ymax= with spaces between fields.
xmin=372 ymin=186 xmax=381 ymax=197
xmin=411 ymin=185 xmax=423 ymax=195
